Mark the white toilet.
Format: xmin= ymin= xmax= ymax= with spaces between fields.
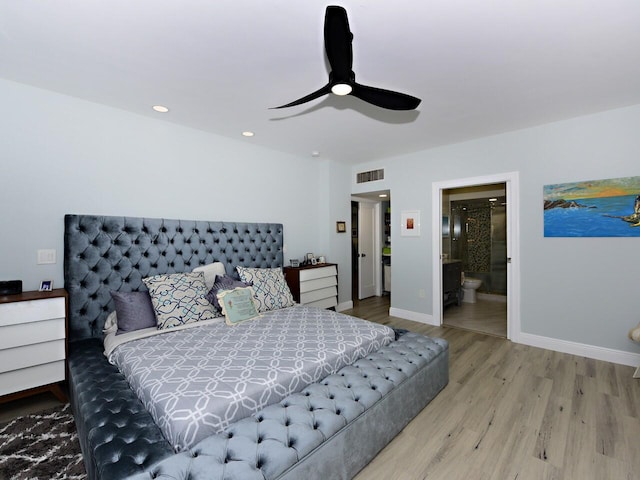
xmin=462 ymin=276 xmax=482 ymax=303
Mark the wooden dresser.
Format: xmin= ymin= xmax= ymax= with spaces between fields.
xmin=0 ymin=288 xmax=68 ymax=402
xmin=283 ymin=263 xmax=338 ymax=309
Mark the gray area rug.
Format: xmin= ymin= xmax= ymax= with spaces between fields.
xmin=0 ymin=403 xmax=85 ymax=480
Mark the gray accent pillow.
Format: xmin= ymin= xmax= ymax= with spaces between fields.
xmin=110 ymin=291 xmax=157 ymax=335
xmin=206 ymin=274 xmax=252 ymax=312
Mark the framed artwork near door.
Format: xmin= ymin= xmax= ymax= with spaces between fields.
xmin=401 ymin=210 xmax=420 ymax=236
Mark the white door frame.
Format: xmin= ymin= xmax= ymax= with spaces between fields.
xmin=356 ymin=200 xmax=382 ymax=299
xmin=431 ymin=172 xmax=521 ymax=341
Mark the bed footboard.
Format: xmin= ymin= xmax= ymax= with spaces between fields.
xmin=68 ymin=339 xmax=174 ymax=480
xmin=127 ymin=332 xmax=449 ymax=480
xmin=69 ymin=333 xmax=447 ymax=480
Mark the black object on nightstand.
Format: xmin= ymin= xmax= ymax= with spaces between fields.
xmin=0 ymin=280 xmax=22 ymax=295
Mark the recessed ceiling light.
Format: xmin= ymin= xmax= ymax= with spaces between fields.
xmin=311 ymin=151 xmax=320 ymax=157
xmin=489 ymin=198 xmax=498 ymax=202
xmin=379 ymin=194 xmax=388 ymax=198
xmin=242 ymin=131 xmax=255 ymax=137
xmin=152 ymin=105 xmax=169 ymax=113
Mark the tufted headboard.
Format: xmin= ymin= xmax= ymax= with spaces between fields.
xmin=64 ymin=214 xmax=284 ymax=342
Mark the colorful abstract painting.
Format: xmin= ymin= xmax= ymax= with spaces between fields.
xmin=544 ymin=176 xmax=640 ymax=237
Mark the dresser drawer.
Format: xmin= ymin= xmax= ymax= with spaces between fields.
xmin=0 ymin=317 xmax=65 ymax=350
xmin=0 ymin=360 xmax=66 ymax=397
xmin=0 ymin=339 xmax=65 ymax=373
xmin=0 ymin=297 xmax=65 ymax=327
xmin=299 ymin=265 xmax=338 ymax=282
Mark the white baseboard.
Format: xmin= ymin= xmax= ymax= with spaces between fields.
xmin=518 ymin=332 xmax=640 ymax=368
xmin=389 ymin=307 xmax=438 ymax=326
xmin=386 ymin=306 xmax=640 ymax=368
xmin=336 ymin=301 xmax=353 ymax=312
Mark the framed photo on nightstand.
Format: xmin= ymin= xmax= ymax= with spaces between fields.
xmin=39 ymin=280 xmax=53 ymax=292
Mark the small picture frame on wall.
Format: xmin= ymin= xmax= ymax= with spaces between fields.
xmin=401 ymin=210 xmax=421 ymax=237
xmin=39 ymin=280 xmax=53 ymax=292
xmin=336 ymin=221 xmax=347 ymax=233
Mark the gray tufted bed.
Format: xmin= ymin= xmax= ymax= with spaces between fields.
xmin=64 ymin=214 xmax=449 ymax=480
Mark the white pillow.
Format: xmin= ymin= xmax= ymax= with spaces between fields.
xmin=192 ymin=262 xmax=226 ymax=290
xmin=103 ymin=311 xmax=118 ymax=334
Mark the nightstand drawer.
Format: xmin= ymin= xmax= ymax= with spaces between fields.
xmin=300 ymin=286 xmax=338 ymax=304
xmin=300 ymin=276 xmax=337 ymax=293
xmin=0 ymin=318 xmax=65 ymax=350
xmin=0 ymin=361 xmax=65 ymax=397
xmin=0 ymin=339 xmax=65 ymax=373
xmin=284 ymin=264 xmax=338 ymax=310
xmin=0 ymin=297 xmax=65 ymax=327
xmin=306 ymin=297 xmax=338 ymax=309
xmin=299 ymin=265 xmax=337 ymax=282
xmin=0 ymin=289 xmax=68 ymax=402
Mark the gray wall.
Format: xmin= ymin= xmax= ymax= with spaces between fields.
xmin=3 ymin=76 xmax=639 ymax=358
xmin=351 ymin=104 xmax=640 ymax=355
xmin=0 ymin=79 xmax=350 ymax=301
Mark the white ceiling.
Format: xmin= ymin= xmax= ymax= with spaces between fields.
xmin=2 ymin=1 xmax=640 ymax=165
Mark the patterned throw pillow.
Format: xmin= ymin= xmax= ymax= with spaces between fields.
xmin=143 ymin=272 xmax=218 ymax=329
xmin=236 ymin=266 xmax=295 ymax=313
xmin=205 ymin=274 xmax=252 ymax=312
xmin=216 ymin=286 xmax=261 ymax=326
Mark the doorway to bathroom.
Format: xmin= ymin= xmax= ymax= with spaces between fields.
xmin=443 ymin=185 xmax=507 ymax=336
xmin=432 ymin=172 xmax=520 ymax=340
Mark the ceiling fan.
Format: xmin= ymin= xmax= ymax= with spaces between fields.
xmin=272 ymin=5 xmax=421 ymax=111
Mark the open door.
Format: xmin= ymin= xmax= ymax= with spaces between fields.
xmin=432 ymin=172 xmax=520 ymax=341
xmin=358 ymin=202 xmax=377 ymax=299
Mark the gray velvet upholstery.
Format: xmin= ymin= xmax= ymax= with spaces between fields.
xmin=64 ymin=214 xmax=449 ymax=480
xmin=127 ymin=333 xmax=448 ymax=480
xmin=64 ymin=215 xmax=283 ymax=340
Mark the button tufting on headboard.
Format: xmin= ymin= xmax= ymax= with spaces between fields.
xmin=64 ymin=215 xmax=284 ymax=342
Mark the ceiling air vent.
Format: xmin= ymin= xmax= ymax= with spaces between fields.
xmin=356 ymin=168 xmax=384 ymax=184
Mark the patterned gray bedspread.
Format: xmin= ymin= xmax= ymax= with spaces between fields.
xmin=108 ymin=305 xmax=394 ymax=451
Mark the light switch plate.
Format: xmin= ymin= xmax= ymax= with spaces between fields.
xmin=37 ymin=249 xmax=57 ymax=265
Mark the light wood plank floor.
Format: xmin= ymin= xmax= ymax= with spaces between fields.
xmin=443 ymin=298 xmax=507 ymax=338
xmin=345 ymin=296 xmax=640 ymax=480
xmin=3 ymin=297 xmax=639 ymax=480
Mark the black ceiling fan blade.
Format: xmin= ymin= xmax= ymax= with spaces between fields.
xmin=351 ymin=83 xmax=421 ymax=111
xmin=324 ymin=6 xmax=353 ymax=80
xmin=272 ymin=6 xmax=420 ymax=111
xmin=270 ymin=84 xmax=332 ymax=109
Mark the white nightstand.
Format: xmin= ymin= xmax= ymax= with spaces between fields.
xmin=283 ymin=264 xmax=338 ymax=309
xmin=0 ymin=289 xmax=68 ymax=403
